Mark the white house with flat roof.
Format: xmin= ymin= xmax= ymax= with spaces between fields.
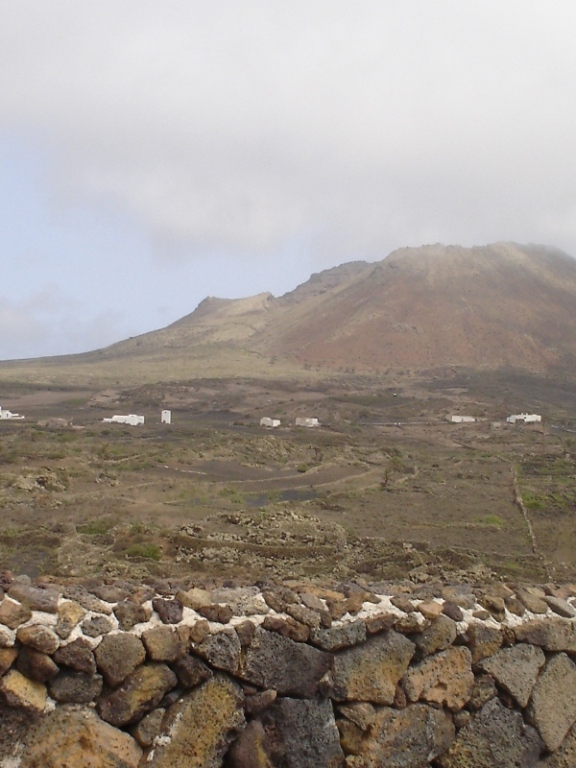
xmin=260 ymin=417 xmax=281 ymax=428
xmin=161 ymin=410 xmax=172 ymax=424
xmin=506 ymin=413 xmax=542 ymax=424
xmin=447 ymin=415 xmax=476 ymax=423
xmin=103 ymin=414 xmax=145 ymax=426
xmin=295 ymin=417 xmax=320 ymax=427
xmin=0 ymin=406 xmax=25 ymax=420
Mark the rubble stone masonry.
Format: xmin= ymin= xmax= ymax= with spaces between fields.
xmin=2 ymin=571 xmax=576 ymax=767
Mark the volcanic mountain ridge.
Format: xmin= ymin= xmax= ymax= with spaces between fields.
xmin=99 ymin=241 xmax=576 ymax=375
xmin=2 ymin=241 xmax=576 ymax=384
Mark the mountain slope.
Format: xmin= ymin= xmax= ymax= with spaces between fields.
xmin=2 ymin=242 xmax=576 ymax=384
xmin=252 ymin=242 xmax=576 ymax=372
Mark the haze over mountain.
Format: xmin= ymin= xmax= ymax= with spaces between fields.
xmin=2 ymin=242 xmax=576 ymax=385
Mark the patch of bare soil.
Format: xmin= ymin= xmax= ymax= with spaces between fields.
xmin=0 ymin=389 xmax=92 ymax=408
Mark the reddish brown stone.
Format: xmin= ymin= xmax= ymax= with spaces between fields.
xmin=173 ymin=654 xmax=212 ymax=688
xmin=245 ymin=688 xmax=277 ymax=715
xmin=404 ymin=647 xmax=474 ymax=711
xmin=16 ymin=625 xmax=59 ymax=655
xmin=196 ymin=603 xmax=233 ymax=624
xmin=16 ymin=647 xmax=58 ymax=683
xmin=114 ymin=600 xmax=151 ymax=630
xmin=235 ymin=620 xmax=256 ymax=647
xmin=262 ymin=615 xmax=310 ymax=643
xmin=81 ymin=615 xmax=114 ymax=638
xmin=152 ymin=598 xmax=183 ymax=624
xmin=365 ymin=613 xmax=396 ymax=635
xmin=332 ymin=631 xmax=415 ymax=705
xmin=7 ymin=584 xmax=59 ymax=613
xmin=442 ymin=601 xmax=464 ymax=622
xmin=0 ymin=598 xmax=32 ymax=629
xmin=142 ymin=626 xmax=185 ymax=663
xmin=94 ymin=633 xmax=146 ymax=687
xmin=189 ymin=620 xmax=211 ymax=643
xmin=390 ymin=595 xmax=415 ymax=613
xmin=464 ymin=622 xmax=503 ymax=664
xmin=0 ymin=647 xmax=18 ymax=676
xmin=98 ymin=663 xmax=177 ymax=727
xmin=49 ymin=670 xmax=103 ymax=704
xmin=53 ymin=637 xmax=97 ymax=675
xmin=286 ymin=603 xmax=322 ymax=629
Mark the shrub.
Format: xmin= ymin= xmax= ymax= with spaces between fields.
xmin=480 ymin=514 xmax=504 ymax=527
xmin=126 ymin=543 xmax=161 ymax=560
xmin=78 ymin=519 xmax=116 ymax=535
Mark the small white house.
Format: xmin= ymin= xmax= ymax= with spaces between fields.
xmin=260 ymin=417 xmax=281 ymax=428
xmin=295 ymin=417 xmax=320 ymax=427
xmin=0 ymin=406 xmax=25 ymax=420
xmin=506 ymin=413 xmax=542 ymax=424
xmin=161 ymin=410 xmax=172 ymax=425
xmin=103 ymin=414 xmax=145 ymax=426
xmin=447 ymin=415 xmax=476 ymax=423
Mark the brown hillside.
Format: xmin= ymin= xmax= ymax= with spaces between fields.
xmin=1 ymin=242 xmax=575 ymax=385
xmin=253 ymin=242 xmax=576 ymax=373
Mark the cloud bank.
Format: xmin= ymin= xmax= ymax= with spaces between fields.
xmin=1 ymin=1 xmax=576 ymax=357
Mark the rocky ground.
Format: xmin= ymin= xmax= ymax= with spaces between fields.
xmin=0 ymin=372 xmax=574 ymax=587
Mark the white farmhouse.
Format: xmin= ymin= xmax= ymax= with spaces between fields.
xmin=0 ymin=406 xmax=25 ymax=420
xmin=447 ymin=415 xmax=476 ymax=423
xmin=161 ymin=410 xmax=172 ymax=424
xmin=295 ymin=417 xmax=320 ymax=427
xmin=103 ymin=414 xmax=145 ymax=426
xmin=506 ymin=413 xmax=542 ymax=424
xmin=260 ymin=417 xmax=281 ymax=428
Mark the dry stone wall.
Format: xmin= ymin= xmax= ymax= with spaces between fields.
xmin=2 ymin=571 xmax=576 ymax=767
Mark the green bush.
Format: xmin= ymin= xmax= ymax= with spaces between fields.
xmin=480 ymin=514 xmax=504 ymax=527
xmin=126 ymin=542 xmax=161 ymax=560
xmin=523 ymin=491 xmax=546 ymax=510
xmin=78 ymin=519 xmax=116 ymax=535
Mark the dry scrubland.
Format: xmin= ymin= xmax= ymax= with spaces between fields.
xmin=0 ymin=370 xmax=575 ymax=585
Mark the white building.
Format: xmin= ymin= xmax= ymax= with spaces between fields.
xmin=506 ymin=413 xmax=542 ymax=424
xmin=0 ymin=406 xmax=25 ymax=420
xmin=103 ymin=414 xmax=145 ymax=426
xmin=447 ymin=415 xmax=476 ymax=423
xmin=295 ymin=417 xmax=320 ymax=427
xmin=161 ymin=410 xmax=172 ymax=424
xmin=260 ymin=417 xmax=281 ymax=428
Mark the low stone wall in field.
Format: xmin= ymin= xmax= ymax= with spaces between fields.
xmin=2 ymin=572 xmax=576 ymax=767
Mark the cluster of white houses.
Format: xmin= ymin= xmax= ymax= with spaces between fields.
xmin=447 ymin=412 xmax=542 ymax=424
xmin=0 ymin=404 xmax=543 ymax=429
xmin=260 ymin=416 xmax=320 ymax=428
xmin=99 ymin=412 xmax=320 ymax=428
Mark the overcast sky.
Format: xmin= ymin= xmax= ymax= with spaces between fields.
xmin=1 ymin=1 xmax=576 ymax=360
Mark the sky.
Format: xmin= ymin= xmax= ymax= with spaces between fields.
xmin=1 ymin=1 xmax=576 ymax=360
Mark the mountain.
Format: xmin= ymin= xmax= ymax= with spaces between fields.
xmin=253 ymin=242 xmax=576 ymax=373
xmin=2 ymin=242 xmax=576 ymax=385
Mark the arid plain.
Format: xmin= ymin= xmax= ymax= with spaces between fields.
xmin=1 ymin=243 xmax=575 ymax=586
xmin=1 ymin=368 xmax=574 ymax=586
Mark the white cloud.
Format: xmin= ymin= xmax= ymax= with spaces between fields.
xmin=0 ymin=287 xmax=126 ymax=360
xmin=2 ymin=1 xmax=576 ymax=268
